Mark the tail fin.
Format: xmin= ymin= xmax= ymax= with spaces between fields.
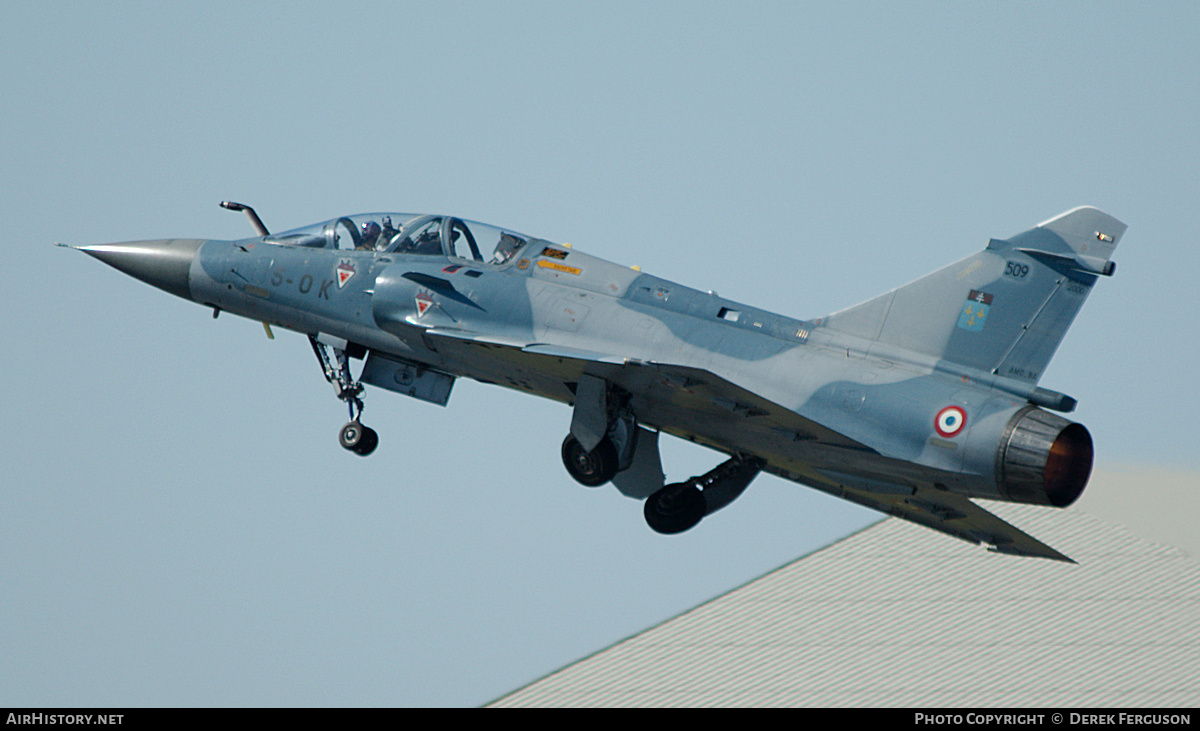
xmin=820 ymin=207 xmax=1126 ymax=384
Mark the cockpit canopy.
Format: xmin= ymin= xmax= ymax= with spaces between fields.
xmin=263 ymin=213 xmax=533 ymax=265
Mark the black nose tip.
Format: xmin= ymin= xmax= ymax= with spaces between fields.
xmin=78 ymin=239 xmax=204 ymax=301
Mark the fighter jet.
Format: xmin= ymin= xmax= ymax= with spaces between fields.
xmin=67 ymin=202 xmax=1126 ymax=561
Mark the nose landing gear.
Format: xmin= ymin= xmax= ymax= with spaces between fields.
xmin=339 ymin=420 xmax=379 ymax=456
xmin=311 ymin=335 xmax=378 ymax=456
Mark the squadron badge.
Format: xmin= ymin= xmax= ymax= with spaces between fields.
xmin=415 ymin=292 xmax=434 ymax=317
xmin=336 ymin=259 xmax=356 ymax=288
xmin=956 ymin=290 xmax=993 ymax=332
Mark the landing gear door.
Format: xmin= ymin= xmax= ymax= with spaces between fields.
xmin=360 ymin=351 xmax=455 ymax=406
xmin=611 ymin=427 xmax=665 ymax=499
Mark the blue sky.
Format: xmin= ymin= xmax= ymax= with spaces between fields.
xmin=2 ymin=2 xmax=1197 ymax=707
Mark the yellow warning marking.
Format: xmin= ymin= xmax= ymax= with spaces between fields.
xmin=538 ymin=260 xmax=581 ymax=275
xmin=956 ymin=260 xmax=982 ymax=280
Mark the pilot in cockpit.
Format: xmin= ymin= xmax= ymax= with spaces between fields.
xmin=379 ymin=216 xmax=399 ymax=247
xmin=358 ymin=221 xmax=382 ymax=250
xmin=411 ymin=226 xmax=444 ymax=255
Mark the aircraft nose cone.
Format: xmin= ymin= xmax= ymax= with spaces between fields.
xmin=78 ymin=239 xmax=204 ymax=301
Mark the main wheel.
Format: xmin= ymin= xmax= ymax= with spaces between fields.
xmin=644 ymin=482 xmax=706 ymax=534
xmin=561 ymin=434 xmax=619 ymax=487
xmin=340 ymin=421 xmax=378 ymax=456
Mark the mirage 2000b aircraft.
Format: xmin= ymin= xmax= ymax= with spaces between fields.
xmin=69 ymin=203 xmax=1126 ymax=561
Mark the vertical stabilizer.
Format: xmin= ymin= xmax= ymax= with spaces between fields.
xmin=820 ymin=207 xmax=1126 ymax=384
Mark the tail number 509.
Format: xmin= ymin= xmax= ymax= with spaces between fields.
xmin=1004 ymin=261 xmax=1030 ymax=279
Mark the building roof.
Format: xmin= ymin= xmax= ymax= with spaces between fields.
xmin=491 ymin=487 xmax=1200 ymax=707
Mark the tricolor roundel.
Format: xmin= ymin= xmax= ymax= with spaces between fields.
xmin=934 ymin=406 xmax=967 ymax=438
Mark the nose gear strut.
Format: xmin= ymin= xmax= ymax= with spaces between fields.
xmin=309 ymin=335 xmax=377 ymax=456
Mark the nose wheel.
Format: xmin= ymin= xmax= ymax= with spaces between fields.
xmin=340 ymin=421 xmax=379 ymax=456
xmin=311 ymin=335 xmax=380 ymax=456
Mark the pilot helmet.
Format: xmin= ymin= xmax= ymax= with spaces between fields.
xmin=361 ymin=221 xmax=382 ymax=240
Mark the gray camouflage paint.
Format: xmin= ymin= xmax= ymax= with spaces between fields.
xmin=75 ymin=207 xmax=1126 ymax=561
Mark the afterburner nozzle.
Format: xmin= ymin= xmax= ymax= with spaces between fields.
xmin=77 ymin=239 xmax=204 ymax=301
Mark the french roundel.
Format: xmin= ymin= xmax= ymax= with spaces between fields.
xmin=935 ymin=406 xmax=967 ymax=438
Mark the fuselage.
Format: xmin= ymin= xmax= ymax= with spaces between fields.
xmin=182 ymin=219 xmax=1016 ymax=502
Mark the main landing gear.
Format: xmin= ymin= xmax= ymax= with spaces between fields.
xmin=561 ymin=433 xmax=620 ymax=486
xmin=557 ymin=393 xmax=765 ymax=534
xmin=643 ymin=455 xmax=765 ymax=535
xmin=310 ymin=335 xmax=378 ymax=456
xmin=643 ymin=481 xmax=707 ymax=534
